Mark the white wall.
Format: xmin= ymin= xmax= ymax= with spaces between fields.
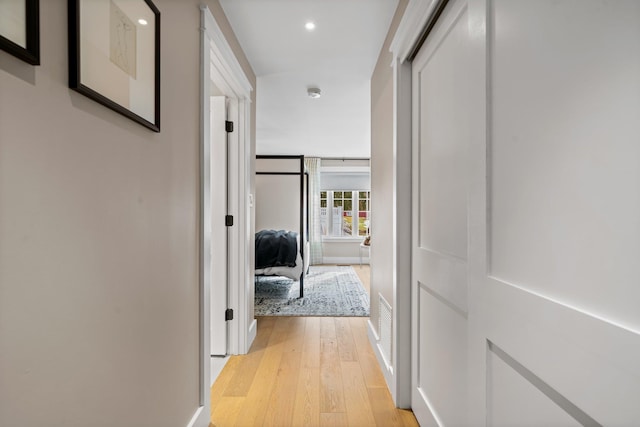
xmin=0 ymin=1 xmax=255 ymax=426
xmin=255 ymin=174 xmax=302 ymax=233
xmin=322 ymin=240 xmax=367 ymax=264
xmin=369 ymin=0 xmax=408 ymax=396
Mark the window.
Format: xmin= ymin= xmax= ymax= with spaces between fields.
xmin=358 ymin=191 xmax=370 ymax=237
xmin=320 ymin=190 xmax=370 ymax=238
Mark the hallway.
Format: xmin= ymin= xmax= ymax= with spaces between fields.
xmin=210 ymin=267 xmax=417 ymax=426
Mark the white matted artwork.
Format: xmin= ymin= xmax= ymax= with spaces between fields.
xmin=0 ymin=0 xmax=39 ymax=65
xmin=69 ymin=0 xmax=160 ymax=131
xmin=109 ymin=0 xmax=137 ymax=78
xmin=0 ymin=0 xmax=26 ymax=48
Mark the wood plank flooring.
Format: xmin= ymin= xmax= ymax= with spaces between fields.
xmin=210 ymin=265 xmax=418 ymax=427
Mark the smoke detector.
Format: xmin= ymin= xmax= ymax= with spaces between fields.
xmin=307 ymin=87 xmax=321 ymax=99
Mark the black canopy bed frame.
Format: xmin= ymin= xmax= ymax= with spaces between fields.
xmin=255 ymin=155 xmax=310 ymax=298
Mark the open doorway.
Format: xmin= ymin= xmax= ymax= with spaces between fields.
xmin=253 ymin=156 xmax=371 ymax=317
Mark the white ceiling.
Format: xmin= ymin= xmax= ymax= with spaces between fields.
xmin=219 ymin=0 xmax=399 ymax=158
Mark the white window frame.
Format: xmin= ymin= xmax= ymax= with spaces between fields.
xmin=321 ymin=190 xmax=370 ymax=241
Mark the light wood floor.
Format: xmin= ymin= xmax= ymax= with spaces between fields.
xmin=210 ymin=265 xmax=418 ymax=427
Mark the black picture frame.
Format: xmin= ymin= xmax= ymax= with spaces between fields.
xmin=68 ymin=0 xmax=161 ymax=132
xmin=0 ymin=0 xmax=40 ymax=65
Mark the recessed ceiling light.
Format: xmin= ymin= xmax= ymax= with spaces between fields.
xmin=138 ymin=18 xmax=148 ymax=26
xmin=305 ymin=21 xmax=315 ymax=31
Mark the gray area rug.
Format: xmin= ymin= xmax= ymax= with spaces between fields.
xmin=254 ymin=266 xmax=370 ymax=317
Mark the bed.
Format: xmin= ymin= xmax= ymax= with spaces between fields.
xmin=254 ymin=155 xmax=309 ymax=297
xmin=255 ymin=229 xmax=309 ymax=280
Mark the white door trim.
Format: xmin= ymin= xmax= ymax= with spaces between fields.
xmin=390 ymin=0 xmax=447 ymax=64
xmin=384 ymin=0 xmax=451 ymax=411
xmin=191 ymin=6 xmax=253 ymax=427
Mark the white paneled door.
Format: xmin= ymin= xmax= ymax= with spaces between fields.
xmin=410 ymin=0 xmax=476 ymax=423
xmin=210 ymin=96 xmax=228 ymax=356
xmin=409 ymin=0 xmax=640 ymax=425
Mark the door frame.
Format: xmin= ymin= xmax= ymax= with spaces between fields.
xmin=382 ymin=0 xmax=452 ymax=410
xmin=188 ymin=6 xmax=254 ymax=427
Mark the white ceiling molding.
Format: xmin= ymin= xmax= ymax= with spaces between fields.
xmin=201 ymin=5 xmax=253 ymax=100
xmin=390 ymin=0 xmax=439 ymax=63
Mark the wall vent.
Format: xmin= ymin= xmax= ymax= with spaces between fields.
xmin=378 ymin=293 xmax=392 ymax=366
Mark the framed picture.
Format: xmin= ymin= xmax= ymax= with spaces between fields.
xmin=69 ymin=0 xmax=160 ymax=132
xmin=0 ymin=0 xmax=40 ymax=65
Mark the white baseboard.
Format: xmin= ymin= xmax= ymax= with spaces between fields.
xmin=210 ymin=356 xmax=230 ymax=387
xmin=185 ymin=406 xmax=207 ymax=427
xmin=323 ymin=256 xmax=369 ymax=265
xmin=367 ymin=318 xmax=395 ymax=398
xmin=248 ymin=318 xmax=257 ymax=350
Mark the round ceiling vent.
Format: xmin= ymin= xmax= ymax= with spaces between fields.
xmin=307 ymin=87 xmax=321 ymax=98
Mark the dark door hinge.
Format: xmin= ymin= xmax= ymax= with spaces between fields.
xmin=225 ymin=215 xmax=234 ymax=227
xmin=225 ymin=121 xmax=234 ymax=133
xmin=225 ymin=308 xmax=234 ymax=321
